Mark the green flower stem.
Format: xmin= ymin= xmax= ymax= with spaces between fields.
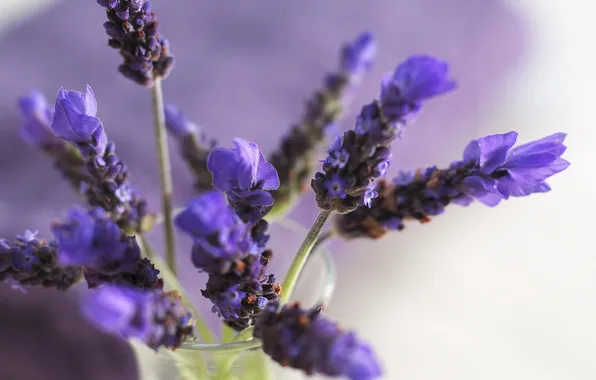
xmin=150 ymin=78 xmax=177 ymax=275
xmin=138 ymin=236 xmax=217 ymax=345
xmin=281 ymin=210 xmax=331 ymax=302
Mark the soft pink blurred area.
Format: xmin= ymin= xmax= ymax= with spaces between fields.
xmin=0 ymin=0 xmax=526 ymax=379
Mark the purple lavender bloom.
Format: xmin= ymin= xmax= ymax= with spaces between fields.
xmin=255 ymin=302 xmax=382 ymax=380
xmin=175 ymin=191 xmax=281 ymax=330
xmin=164 ymin=104 xmax=197 ymax=138
xmin=97 ymin=0 xmax=174 ymax=86
xmin=164 ymin=105 xmax=216 ymax=191
xmin=52 ymin=86 xmax=105 ymax=154
xmin=380 ymin=55 xmax=456 ymax=124
xmin=269 ymin=32 xmax=377 ymax=215
xmin=202 ymin=249 xmax=282 ymax=331
xmin=18 ymin=90 xmax=56 ymax=146
xmin=462 ymin=131 xmax=570 ymax=203
xmin=81 ymin=285 xmax=194 ymax=350
xmin=50 ymin=86 xmax=153 ymax=233
xmin=0 ymin=230 xmax=82 ymax=290
xmin=313 ymin=55 xmax=456 ymax=213
xmin=208 ymin=138 xmax=280 ymax=223
xmin=52 ymin=207 xmax=162 ymax=290
xmin=335 ymin=132 xmax=569 ymax=239
xmin=18 ymin=90 xmax=90 ymax=190
xmin=340 ymin=32 xmax=377 ymax=81
xmin=175 ymin=191 xmax=252 ymax=272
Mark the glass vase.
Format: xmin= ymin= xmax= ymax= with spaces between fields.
xmin=134 ymin=220 xmax=336 ymax=380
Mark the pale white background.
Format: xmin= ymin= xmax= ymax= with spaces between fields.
xmin=1 ymin=0 xmax=595 ymax=379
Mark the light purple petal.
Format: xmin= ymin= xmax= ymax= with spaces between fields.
xmin=233 ymin=138 xmax=262 ymax=189
xmin=255 ymin=150 xmax=280 ymax=190
xmin=462 ymin=140 xmax=481 ymax=163
xmin=506 ymin=157 xmax=570 ymax=186
xmin=207 ymin=147 xmax=239 ymax=192
xmin=508 ymin=133 xmax=566 ymax=157
xmin=460 ymin=176 xmax=503 ymax=207
xmin=497 ymin=177 xmax=551 ymax=198
xmin=476 ymin=131 xmax=518 ymax=173
xmin=174 ymin=191 xmax=233 ymax=238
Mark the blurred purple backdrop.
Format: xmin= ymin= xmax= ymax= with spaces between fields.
xmin=0 ymin=0 xmax=525 ymax=379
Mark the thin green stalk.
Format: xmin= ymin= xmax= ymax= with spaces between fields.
xmin=138 ymin=236 xmax=217 ymax=345
xmin=281 ymin=210 xmax=331 ymax=302
xmin=150 ymin=78 xmax=177 ymax=274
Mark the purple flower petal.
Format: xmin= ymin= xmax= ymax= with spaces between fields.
xmin=174 ymin=191 xmax=235 ymax=238
xmin=51 ymin=86 xmax=102 ymax=144
xmin=474 ymin=131 xmax=518 ymax=173
xmin=460 ymin=176 xmax=502 ymax=206
xmin=507 ymin=132 xmax=567 ymax=157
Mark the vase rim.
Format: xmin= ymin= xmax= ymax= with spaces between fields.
xmin=178 ymin=235 xmax=336 ymax=352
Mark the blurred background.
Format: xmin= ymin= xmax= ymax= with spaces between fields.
xmin=0 ymin=0 xmax=594 ymax=379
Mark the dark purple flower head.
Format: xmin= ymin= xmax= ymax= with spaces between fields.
xmin=208 ymin=138 xmax=280 ymax=222
xmin=340 ymin=32 xmax=377 ymax=80
xmin=0 ymin=230 xmax=82 ymax=290
xmin=17 ymin=90 xmax=56 ymax=146
xmin=82 ymin=285 xmax=194 ymax=350
xmin=175 ymin=191 xmax=280 ymax=330
xmin=255 ymin=302 xmax=382 ymax=380
xmin=202 ymin=249 xmax=282 ymax=331
xmin=380 ymin=55 xmax=456 ymax=123
xmin=335 ymin=131 xmax=570 ymax=239
xmin=98 ymin=0 xmax=174 ymax=86
xmin=51 ymin=86 xmax=106 ymax=155
xmin=52 ymin=207 xmax=161 ymax=289
xmin=313 ymin=55 xmax=455 ymax=213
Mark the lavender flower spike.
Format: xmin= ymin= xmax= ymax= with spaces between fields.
xmin=164 ymin=105 xmax=216 ymax=192
xmin=98 ymin=0 xmax=174 ymax=86
xmin=17 ymin=90 xmax=88 ymax=190
xmin=52 ymin=206 xmax=162 ymax=290
xmin=51 ymin=86 xmax=154 ymax=234
xmin=268 ymin=32 xmax=377 ymax=216
xmin=0 ymin=230 xmax=82 ymax=291
xmin=82 ymin=285 xmax=194 ymax=350
xmin=208 ymin=139 xmax=280 ymax=223
xmin=313 ymin=55 xmax=456 ymax=213
xmin=175 ymin=191 xmax=282 ymax=330
xmin=335 ymin=131 xmax=570 ymax=239
xmin=255 ymin=301 xmax=382 ymax=380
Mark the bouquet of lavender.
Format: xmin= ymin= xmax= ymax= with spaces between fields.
xmin=3 ymin=1 xmax=570 ymax=379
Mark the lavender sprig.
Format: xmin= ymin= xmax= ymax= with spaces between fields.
xmin=82 ymin=285 xmax=194 ymax=350
xmin=98 ymin=0 xmax=174 ymax=87
xmin=50 ymin=86 xmax=154 ymax=234
xmin=164 ymin=105 xmax=216 ymax=192
xmin=17 ymin=91 xmax=89 ymax=191
xmin=335 ymin=131 xmax=570 ymax=239
xmin=208 ymin=138 xmax=280 ymax=223
xmin=175 ymin=191 xmax=282 ymax=331
xmin=0 ymin=230 xmax=82 ymax=291
xmin=268 ymin=32 xmax=377 ymax=215
xmin=52 ymin=206 xmax=162 ymax=290
xmin=254 ymin=301 xmax=381 ymax=380
xmin=313 ymin=55 xmax=456 ymax=213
